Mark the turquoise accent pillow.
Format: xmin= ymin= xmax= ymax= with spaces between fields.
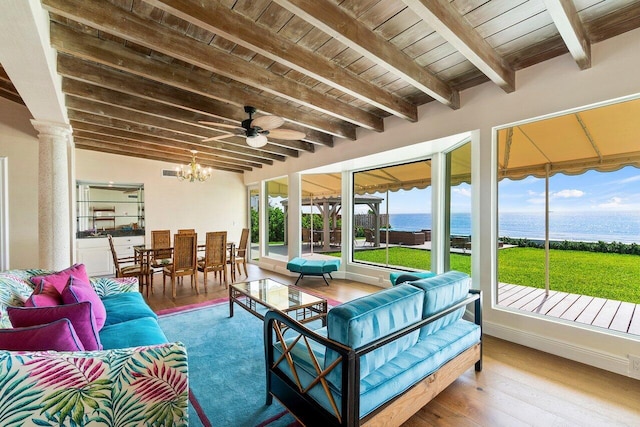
xmin=99 ymin=317 xmax=168 ymax=350
xmin=101 ymin=292 xmax=157 ymax=327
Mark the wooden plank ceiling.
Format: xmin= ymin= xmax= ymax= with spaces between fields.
xmin=2 ymin=0 xmax=640 ymax=174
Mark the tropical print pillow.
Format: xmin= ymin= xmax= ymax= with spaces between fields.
xmin=0 ymin=269 xmax=138 ymax=329
xmin=0 ymin=341 xmax=188 ymax=426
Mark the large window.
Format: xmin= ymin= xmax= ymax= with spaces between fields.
xmin=248 ymin=186 xmax=259 ymax=261
xmin=265 ymin=177 xmax=287 ymax=259
xmin=300 ymin=173 xmax=342 ymax=255
xmin=352 ymin=160 xmax=432 ymax=271
xmin=496 ymin=96 xmax=640 ymax=334
xmin=445 ymin=142 xmax=472 ymax=274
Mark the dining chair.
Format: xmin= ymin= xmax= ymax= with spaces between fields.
xmin=107 ymin=234 xmax=148 ymax=297
xmin=150 ymin=230 xmax=172 ymax=287
xmin=178 ymin=229 xmax=196 ymax=234
xmin=198 ymin=231 xmax=227 ymax=289
xmin=163 ymin=233 xmax=198 ymax=299
xmin=233 ymin=228 xmax=250 ymax=280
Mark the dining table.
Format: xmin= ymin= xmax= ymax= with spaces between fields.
xmin=134 ymin=241 xmax=236 ymax=290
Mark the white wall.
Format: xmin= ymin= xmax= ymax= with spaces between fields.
xmin=75 ymin=150 xmax=247 ymax=244
xmin=244 ymin=28 xmax=640 ymax=377
xmin=0 ymin=98 xmax=39 ymax=268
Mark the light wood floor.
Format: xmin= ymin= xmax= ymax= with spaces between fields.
xmin=146 ymin=264 xmax=640 ymax=426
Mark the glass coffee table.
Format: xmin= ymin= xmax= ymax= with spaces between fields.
xmin=229 ymin=278 xmax=327 ymax=325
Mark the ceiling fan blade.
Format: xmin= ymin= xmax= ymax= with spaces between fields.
xmin=268 ymin=128 xmax=306 ymax=140
xmin=251 ymin=115 xmax=285 ymax=130
xmin=198 ymin=121 xmax=242 ymax=130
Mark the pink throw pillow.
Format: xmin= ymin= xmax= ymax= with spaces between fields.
xmin=0 ymin=318 xmax=85 ymax=351
xmin=8 ymin=302 xmax=102 ymax=351
xmin=24 ymin=278 xmax=63 ymax=307
xmin=61 ymin=276 xmax=107 ymax=330
xmin=31 ymin=264 xmax=90 ymax=295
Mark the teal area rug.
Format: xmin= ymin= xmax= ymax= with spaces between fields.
xmin=158 ymin=299 xmax=304 ymax=427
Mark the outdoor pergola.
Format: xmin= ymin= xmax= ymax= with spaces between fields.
xmin=282 ymin=195 xmax=383 ymax=251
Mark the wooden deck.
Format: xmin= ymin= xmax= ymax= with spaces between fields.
xmin=498 ymin=283 xmax=640 ymax=336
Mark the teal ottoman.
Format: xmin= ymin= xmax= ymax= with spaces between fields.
xmin=390 ymin=271 xmax=436 ymax=286
xmin=286 ymin=257 xmax=341 ymax=286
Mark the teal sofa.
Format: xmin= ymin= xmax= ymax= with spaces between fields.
xmin=0 ymin=268 xmax=188 ymax=426
xmin=264 ymin=271 xmax=481 ymax=427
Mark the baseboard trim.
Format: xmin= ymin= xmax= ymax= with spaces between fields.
xmin=484 ymin=320 xmax=630 ymax=377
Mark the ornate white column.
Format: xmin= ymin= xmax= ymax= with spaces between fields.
xmin=31 ymin=120 xmax=73 ymax=270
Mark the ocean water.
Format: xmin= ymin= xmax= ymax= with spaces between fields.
xmin=388 ymin=211 xmax=640 ymax=244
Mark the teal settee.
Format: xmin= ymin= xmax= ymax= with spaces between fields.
xmin=0 ymin=268 xmax=188 ymax=426
xmin=264 ymin=271 xmax=481 ymax=427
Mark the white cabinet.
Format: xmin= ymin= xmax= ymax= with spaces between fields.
xmin=77 ymin=236 xmax=145 ymax=277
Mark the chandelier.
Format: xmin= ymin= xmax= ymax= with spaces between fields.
xmin=176 ymin=150 xmax=212 ymax=182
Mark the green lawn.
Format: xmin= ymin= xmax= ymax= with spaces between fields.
xmin=326 ymin=247 xmax=640 ymax=304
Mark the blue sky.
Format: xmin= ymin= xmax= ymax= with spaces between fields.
xmin=351 ymin=165 xmax=640 ymax=214
xmin=499 ymin=166 xmax=640 ymax=213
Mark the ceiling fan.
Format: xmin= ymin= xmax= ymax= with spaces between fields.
xmin=199 ymin=106 xmax=305 ymax=148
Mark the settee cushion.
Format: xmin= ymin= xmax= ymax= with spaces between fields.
xmin=404 ymin=270 xmax=470 ymax=337
xmin=389 ymin=271 xmax=436 ymax=286
xmin=61 ymin=276 xmax=107 ymax=330
xmin=0 ymin=318 xmax=85 ymax=351
xmin=325 ymin=284 xmax=423 ymax=385
xmin=101 ymin=292 xmax=158 ymax=327
xmin=100 ymin=316 xmax=168 ymax=350
xmin=286 ymin=257 xmax=341 ymax=274
xmin=8 ymin=302 xmax=102 ymax=350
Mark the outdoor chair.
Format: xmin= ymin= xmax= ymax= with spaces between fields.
xmin=364 ymin=228 xmax=376 ymax=246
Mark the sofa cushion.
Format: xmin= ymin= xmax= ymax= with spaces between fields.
xmin=30 ymin=263 xmax=89 ymax=294
xmin=99 ymin=317 xmax=168 ymax=350
xmin=61 ymin=276 xmax=107 ymax=330
xmin=24 ymin=278 xmax=63 ymax=307
xmin=8 ymin=302 xmax=102 ymax=351
xmin=389 ymin=271 xmax=436 ymax=286
xmin=101 ymin=292 xmax=158 ymax=327
xmin=325 ymin=284 xmax=424 ymax=386
xmin=404 ymin=271 xmax=470 ymax=338
xmin=0 ymin=318 xmax=85 ymax=351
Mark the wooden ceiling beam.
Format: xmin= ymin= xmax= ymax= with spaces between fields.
xmin=74 ymin=139 xmax=245 ymax=174
xmin=147 ymin=0 xmax=417 ymax=122
xmin=50 ymin=23 xmax=345 ymax=142
xmin=74 ymin=131 xmax=251 ymax=172
xmin=402 ymin=0 xmax=515 ymax=93
xmin=73 ymin=133 xmax=254 ymax=172
xmin=272 ymin=0 xmax=459 ymax=109
xmin=542 ymin=0 xmax=591 ymax=70
xmin=61 ymin=79 xmax=299 ymax=158
xmin=43 ymin=0 xmax=383 ymax=131
xmin=68 ymin=111 xmax=265 ymax=169
xmin=57 ymin=54 xmax=317 ymax=151
xmin=66 ymin=96 xmax=258 ymax=155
